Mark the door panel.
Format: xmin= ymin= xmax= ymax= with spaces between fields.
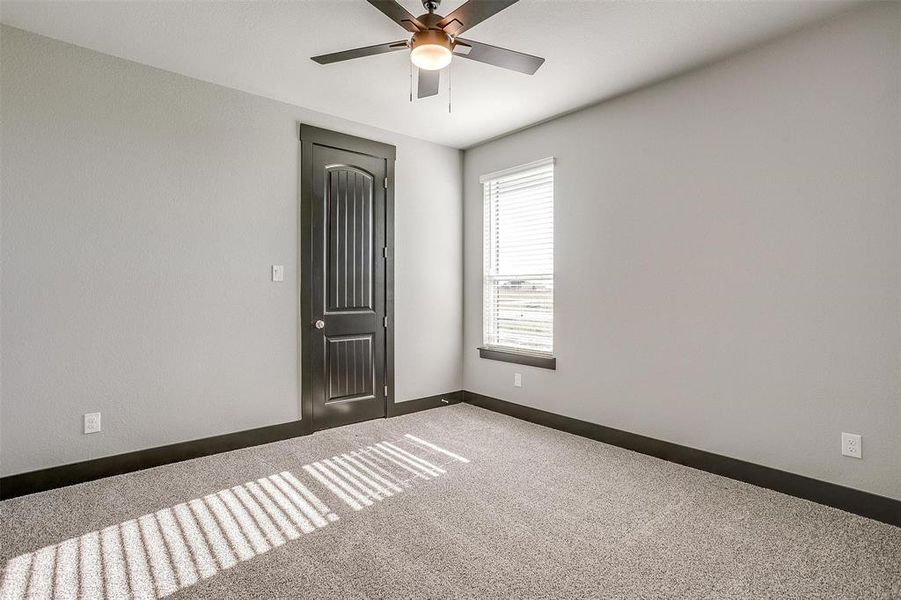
xmin=309 ymin=143 xmax=387 ymax=430
xmin=327 ymin=168 xmax=374 ymax=312
xmin=327 ymin=335 xmax=374 ymax=401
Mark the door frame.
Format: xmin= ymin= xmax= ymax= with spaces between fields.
xmin=298 ymin=124 xmax=396 ymax=432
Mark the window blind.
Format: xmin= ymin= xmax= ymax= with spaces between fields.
xmin=482 ymin=158 xmax=554 ymax=355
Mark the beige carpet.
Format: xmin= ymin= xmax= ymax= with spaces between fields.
xmin=1 ymin=403 xmax=899 ymax=599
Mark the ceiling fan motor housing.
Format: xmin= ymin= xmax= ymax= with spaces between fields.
xmin=411 ymin=29 xmax=453 ymax=52
xmin=415 ymin=11 xmax=445 ymax=31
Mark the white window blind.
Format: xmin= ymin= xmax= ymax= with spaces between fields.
xmin=482 ymin=157 xmax=554 ymax=355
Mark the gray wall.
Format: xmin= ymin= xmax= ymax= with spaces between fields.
xmin=463 ymin=4 xmax=901 ymax=500
xmin=0 ymin=26 xmax=462 ymax=476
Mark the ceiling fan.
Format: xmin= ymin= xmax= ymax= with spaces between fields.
xmin=311 ymin=0 xmax=545 ymax=99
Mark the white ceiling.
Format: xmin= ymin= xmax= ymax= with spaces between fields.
xmin=1 ymin=0 xmax=859 ymax=148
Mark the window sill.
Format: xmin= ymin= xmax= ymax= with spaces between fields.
xmin=478 ymin=347 xmax=556 ymax=370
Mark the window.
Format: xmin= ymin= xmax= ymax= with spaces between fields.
xmin=481 ymin=158 xmax=555 ymax=368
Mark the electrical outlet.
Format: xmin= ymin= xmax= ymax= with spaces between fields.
xmin=841 ymin=432 xmax=861 ymax=459
xmin=514 ymin=373 xmax=522 ymax=388
xmin=84 ymin=412 xmax=102 ymax=434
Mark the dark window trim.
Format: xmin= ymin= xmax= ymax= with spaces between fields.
xmin=478 ymin=347 xmax=556 ymax=370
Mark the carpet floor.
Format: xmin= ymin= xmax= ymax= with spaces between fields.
xmin=1 ymin=403 xmax=899 ymax=599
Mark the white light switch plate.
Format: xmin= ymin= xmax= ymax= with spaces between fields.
xmin=841 ymin=432 xmax=861 ymax=458
xmin=514 ymin=373 xmax=522 ymax=388
xmin=272 ymin=265 xmax=284 ymax=282
xmin=84 ymin=412 xmax=101 ymax=434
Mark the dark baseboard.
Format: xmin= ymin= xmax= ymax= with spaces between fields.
xmin=1 ymin=391 xmax=464 ymax=500
xmin=0 ymin=419 xmax=310 ymax=501
xmin=464 ymin=391 xmax=900 ymax=527
xmin=388 ymin=390 xmax=464 ymax=417
xmin=6 ymin=391 xmax=896 ymax=527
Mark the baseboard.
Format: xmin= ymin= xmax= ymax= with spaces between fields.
xmin=0 ymin=419 xmax=311 ymax=501
xmin=388 ymin=390 xmax=464 ymax=417
xmin=7 ymin=391 xmax=895 ymax=527
xmin=464 ymin=391 xmax=900 ymax=527
xmin=1 ymin=391 xmax=463 ymax=500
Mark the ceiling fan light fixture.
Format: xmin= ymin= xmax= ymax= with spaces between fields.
xmin=410 ymin=30 xmax=452 ymax=71
xmin=411 ymin=44 xmax=452 ymax=70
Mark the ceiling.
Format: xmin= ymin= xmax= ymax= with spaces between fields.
xmin=0 ymin=0 xmax=859 ymax=148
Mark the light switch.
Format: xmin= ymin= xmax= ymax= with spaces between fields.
xmin=272 ymin=265 xmax=284 ymax=282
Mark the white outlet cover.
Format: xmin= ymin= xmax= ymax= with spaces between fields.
xmin=84 ymin=412 xmax=102 ymax=434
xmin=841 ymin=432 xmax=861 ymax=459
xmin=514 ymin=373 xmax=522 ymax=388
xmin=272 ymin=264 xmax=284 ymax=282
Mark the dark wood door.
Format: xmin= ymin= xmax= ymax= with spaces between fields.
xmin=301 ymin=126 xmax=393 ymax=431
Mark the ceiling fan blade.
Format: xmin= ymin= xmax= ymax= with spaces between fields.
xmin=417 ymin=69 xmax=440 ymax=99
xmin=311 ymin=40 xmax=408 ymax=65
xmin=366 ymin=0 xmax=425 ymax=33
xmin=453 ymin=38 xmax=544 ymax=75
xmin=437 ymin=0 xmax=519 ymax=36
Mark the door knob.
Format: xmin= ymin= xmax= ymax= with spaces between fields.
xmin=314 ymin=319 xmax=325 ymax=330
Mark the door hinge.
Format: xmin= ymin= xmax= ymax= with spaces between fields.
xmin=383 ymin=177 xmax=388 ymax=189
xmin=383 ymin=316 xmax=388 ymax=328
xmin=384 ymin=385 xmax=389 ymax=396
xmin=383 ymin=246 xmax=389 ymax=259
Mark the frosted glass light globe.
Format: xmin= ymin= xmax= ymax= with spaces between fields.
xmin=411 ymin=44 xmax=452 ymax=71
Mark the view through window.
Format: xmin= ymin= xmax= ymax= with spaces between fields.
xmin=482 ymin=158 xmax=554 ymax=356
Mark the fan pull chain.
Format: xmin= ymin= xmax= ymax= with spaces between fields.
xmin=448 ymin=61 xmax=452 ymax=114
xmin=409 ymin=62 xmax=413 ymax=102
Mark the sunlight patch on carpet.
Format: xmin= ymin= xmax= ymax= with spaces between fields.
xmin=0 ymin=435 xmax=469 ymax=599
